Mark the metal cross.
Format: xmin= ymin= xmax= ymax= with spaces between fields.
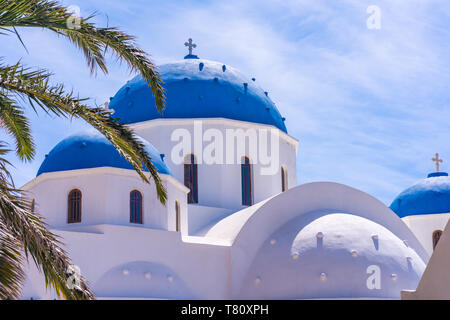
xmin=184 ymin=38 xmax=197 ymax=55
xmin=432 ymin=153 xmax=443 ymax=172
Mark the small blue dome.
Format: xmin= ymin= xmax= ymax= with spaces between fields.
xmin=37 ymin=130 xmax=171 ymax=177
xmin=390 ymin=172 xmax=450 ymax=217
xmin=109 ymin=59 xmax=287 ymax=133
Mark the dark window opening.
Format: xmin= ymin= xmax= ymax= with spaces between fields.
xmin=184 ymin=154 xmax=198 ymax=204
xmin=242 ymin=157 xmax=253 ymax=206
xmin=130 ymin=190 xmax=143 ymax=224
xmin=433 ymin=230 xmax=443 ymax=250
xmin=68 ymin=189 xmax=82 ymax=224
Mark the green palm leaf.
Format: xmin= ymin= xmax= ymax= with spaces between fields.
xmin=0 ymin=220 xmax=25 ymax=300
xmin=0 ymin=93 xmax=35 ymax=161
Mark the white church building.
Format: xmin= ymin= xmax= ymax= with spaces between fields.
xmin=19 ymin=43 xmax=450 ymax=300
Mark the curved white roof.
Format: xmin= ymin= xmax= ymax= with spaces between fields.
xmin=200 ymin=182 xmax=428 ymax=299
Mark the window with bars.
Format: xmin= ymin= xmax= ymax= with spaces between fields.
xmin=68 ymin=189 xmax=82 ymax=224
xmin=241 ymin=157 xmax=253 ymax=206
xmin=184 ymin=154 xmax=198 ymax=204
xmin=130 ymin=190 xmax=143 ymax=224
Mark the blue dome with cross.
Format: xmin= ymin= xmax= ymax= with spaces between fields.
xmin=37 ymin=130 xmax=172 ymax=177
xmin=390 ymin=172 xmax=450 ymax=217
xmin=390 ymin=154 xmax=450 ymax=217
xmin=109 ymin=41 xmax=287 ymax=132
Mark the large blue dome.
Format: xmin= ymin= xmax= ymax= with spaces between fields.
xmin=37 ymin=130 xmax=171 ymax=177
xmin=390 ymin=172 xmax=450 ymax=217
xmin=109 ymin=58 xmax=287 ymax=133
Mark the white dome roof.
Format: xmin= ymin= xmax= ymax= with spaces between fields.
xmin=238 ymin=212 xmax=426 ymax=299
xmin=289 ymin=214 xmax=424 ymax=298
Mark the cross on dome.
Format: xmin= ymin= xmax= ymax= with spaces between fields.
xmin=432 ymin=153 xmax=443 ymax=172
xmin=184 ymin=38 xmax=199 ymax=59
xmin=185 ymin=38 xmax=196 ymax=55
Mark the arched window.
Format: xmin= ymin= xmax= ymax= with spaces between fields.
xmin=175 ymin=200 xmax=181 ymax=232
xmin=130 ymin=190 xmax=143 ymax=224
xmin=184 ymin=154 xmax=198 ymax=204
xmin=433 ymin=230 xmax=443 ymax=251
xmin=281 ymin=166 xmax=288 ymax=192
xmin=68 ymin=189 xmax=82 ymax=224
xmin=241 ymin=157 xmax=253 ymax=206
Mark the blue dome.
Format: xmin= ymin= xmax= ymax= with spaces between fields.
xmin=390 ymin=172 xmax=450 ymax=217
xmin=109 ymin=59 xmax=287 ymax=133
xmin=37 ymin=130 xmax=171 ymax=177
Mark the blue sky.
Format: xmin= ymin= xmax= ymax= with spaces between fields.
xmin=2 ymin=0 xmax=450 ymax=204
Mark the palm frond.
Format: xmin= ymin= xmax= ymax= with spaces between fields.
xmin=0 ymin=0 xmax=166 ymax=112
xmin=0 ymin=220 xmax=25 ymax=300
xmin=0 ymin=93 xmax=35 ymax=161
xmin=0 ymin=142 xmax=14 ymax=185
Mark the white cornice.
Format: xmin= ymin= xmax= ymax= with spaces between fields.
xmin=21 ymin=167 xmax=189 ymax=194
xmin=129 ymin=117 xmax=299 ymax=148
xmin=402 ymin=212 xmax=450 ymax=220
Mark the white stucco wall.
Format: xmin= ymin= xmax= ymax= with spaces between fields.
xmin=21 ymin=226 xmax=231 ymax=300
xmin=187 ymin=204 xmax=234 ymax=235
xmin=21 ymin=167 xmax=189 ymax=232
xmin=131 ymin=118 xmax=299 ymax=211
xmin=402 ymin=219 xmax=450 ymax=300
xmin=402 ymin=213 xmax=450 ymax=256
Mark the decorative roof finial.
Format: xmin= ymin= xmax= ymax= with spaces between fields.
xmin=432 ymin=153 xmax=443 ymax=172
xmin=184 ymin=38 xmax=199 ymax=59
